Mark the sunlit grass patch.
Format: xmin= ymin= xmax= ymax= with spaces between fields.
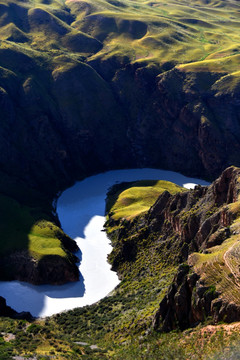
xmin=29 ymin=221 xmax=67 ymax=259
xmin=189 ymin=233 xmax=240 ymax=304
xmin=212 ymin=70 xmax=240 ymax=96
xmin=178 ymin=54 xmax=240 ymax=73
xmin=0 ymin=194 xmax=68 ymax=260
xmin=108 ymin=180 xmax=184 ymax=220
xmin=1 ymin=0 xmax=240 ymax=66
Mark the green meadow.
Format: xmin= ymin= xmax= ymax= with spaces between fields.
xmin=0 ymin=0 xmax=239 ymax=69
xmin=107 ymin=180 xmax=184 ymax=220
xmin=0 ymin=193 xmax=70 ymax=271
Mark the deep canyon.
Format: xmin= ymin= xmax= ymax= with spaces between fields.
xmin=0 ymin=0 xmax=240 ymax=285
xmin=0 ymin=0 xmax=240 ymax=358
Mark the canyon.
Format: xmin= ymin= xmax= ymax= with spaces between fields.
xmin=0 ymin=0 xmax=240 ymax=358
xmin=0 ymin=0 xmax=239 ymax=285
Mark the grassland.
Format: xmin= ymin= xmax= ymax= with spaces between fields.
xmin=74 ymin=0 xmax=240 ymax=66
xmin=106 ymin=180 xmax=184 ymax=220
xmin=189 ymin=220 xmax=240 ymax=307
xmin=0 ymin=194 xmax=68 ymax=259
xmin=0 ymin=0 xmax=239 ymax=69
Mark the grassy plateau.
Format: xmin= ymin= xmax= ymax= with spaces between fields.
xmin=106 ymin=179 xmax=185 ymax=220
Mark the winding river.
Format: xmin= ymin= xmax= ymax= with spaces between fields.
xmin=0 ymin=169 xmax=209 ymax=317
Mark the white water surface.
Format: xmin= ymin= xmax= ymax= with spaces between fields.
xmin=0 ymin=168 xmax=209 ymax=317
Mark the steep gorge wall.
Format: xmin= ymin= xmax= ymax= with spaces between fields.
xmin=110 ymin=64 xmax=240 ymax=179
xmin=0 ymin=56 xmax=133 ymax=200
xmin=0 ymin=33 xmax=240 ymax=203
xmin=1 ymin=53 xmax=239 ymax=283
xmin=1 ymin=53 xmax=240 ymax=199
xmin=106 ymin=167 xmax=240 ymax=330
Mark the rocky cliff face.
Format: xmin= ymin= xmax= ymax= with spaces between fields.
xmin=147 ymin=166 xmax=240 ymax=257
xmin=0 ymin=250 xmax=79 ymax=285
xmin=2 ymin=55 xmax=239 ymax=197
xmin=111 ymin=65 xmax=240 ymax=179
xmin=106 ymin=167 xmax=240 ymax=330
xmin=153 ymin=263 xmax=240 ymax=332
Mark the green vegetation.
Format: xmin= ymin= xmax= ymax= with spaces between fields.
xmin=2 ymin=310 xmax=240 ymax=359
xmin=190 ymin=234 xmax=240 ymax=304
xmin=0 ymin=189 xmax=79 ymax=283
xmin=2 ymin=175 xmax=240 ymax=358
xmin=0 ymin=194 xmax=67 ymax=259
xmin=0 ymin=0 xmax=239 ymax=69
xmin=106 ymin=180 xmax=184 ymax=220
xmin=178 ymin=54 xmax=240 ymax=74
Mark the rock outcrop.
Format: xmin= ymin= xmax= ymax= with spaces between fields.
xmin=107 ymin=167 xmax=240 ymax=270
xmin=152 ymin=265 xmax=217 ymax=331
xmin=153 ymin=263 xmax=240 ymax=332
xmin=147 ymin=166 xmax=240 ymax=256
xmin=0 ymin=296 xmax=33 ymax=321
xmin=152 ymin=167 xmax=240 ymax=330
xmin=0 ymin=251 xmax=79 ymax=285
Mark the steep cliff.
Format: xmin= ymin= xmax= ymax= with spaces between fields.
xmin=0 ymin=0 xmax=239 ymax=193
xmin=106 ymin=167 xmax=240 ymax=330
xmin=113 ymin=64 xmax=240 ymax=179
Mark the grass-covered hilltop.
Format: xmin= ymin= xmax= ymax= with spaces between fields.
xmin=0 ymin=0 xmax=240 ymax=358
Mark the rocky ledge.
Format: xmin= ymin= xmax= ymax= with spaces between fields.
xmin=0 ymin=251 xmax=79 ymax=285
xmin=153 ymin=264 xmax=240 ymax=332
xmin=0 ymin=229 xmax=80 ymax=285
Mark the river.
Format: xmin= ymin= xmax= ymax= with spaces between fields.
xmin=0 ymin=168 xmax=209 ymax=317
